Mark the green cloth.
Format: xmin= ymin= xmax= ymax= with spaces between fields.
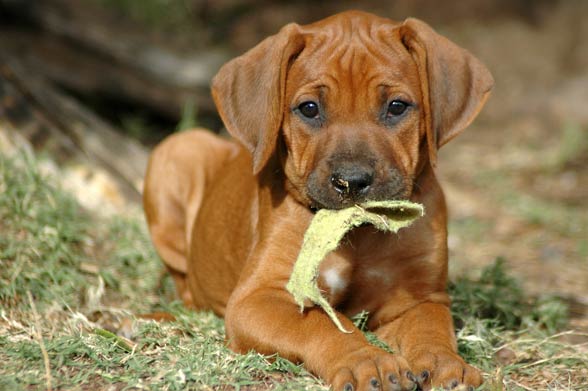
xmin=286 ymin=200 xmax=424 ymax=333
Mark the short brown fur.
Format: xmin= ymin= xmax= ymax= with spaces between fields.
xmin=144 ymin=10 xmax=493 ymax=391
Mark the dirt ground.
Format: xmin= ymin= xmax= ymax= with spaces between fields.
xmin=429 ymin=2 xmax=588 ymax=332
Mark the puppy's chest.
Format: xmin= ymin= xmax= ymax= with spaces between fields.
xmin=315 ymin=232 xmax=400 ymax=306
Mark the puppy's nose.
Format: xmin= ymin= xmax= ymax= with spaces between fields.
xmin=330 ymin=166 xmax=374 ymax=197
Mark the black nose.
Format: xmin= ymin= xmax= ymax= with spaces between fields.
xmin=330 ymin=165 xmax=374 ymax=197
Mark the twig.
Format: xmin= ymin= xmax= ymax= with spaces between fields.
xmin=27 ymin=291 xmax=53 ymax=391
xmin=517 ymin=355 xmax=588 ymax=370
xmin=508 ymin=378 xmax=535 ymax=391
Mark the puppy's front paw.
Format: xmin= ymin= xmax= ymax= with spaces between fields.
xmin=329 ymin=347 xmax=416 ymax=391
xmin=406 ymin=348 xmax=482 ymax=390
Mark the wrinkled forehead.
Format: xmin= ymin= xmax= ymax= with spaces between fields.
xmin=287 ymin=15 xmax=419 ymax=94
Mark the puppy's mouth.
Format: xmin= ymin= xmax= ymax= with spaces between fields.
xmin=306 ymin=168 xmax=409 ymax=211
xmin=308 ymin=191 xmax=407 ymax=212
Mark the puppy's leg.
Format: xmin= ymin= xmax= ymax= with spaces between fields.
xmin=224 ymin=216 xmax=417 ymax=391
xmin=228 ymin=288 xmax=418 ymax=391
xmin=144 ymin=130 xmax=237 ymax=307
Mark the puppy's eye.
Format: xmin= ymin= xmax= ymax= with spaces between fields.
xmin=387 ymin=100 xmax=409 ymax=116
xmin=298 ymin=101 xmax=320 ymax=119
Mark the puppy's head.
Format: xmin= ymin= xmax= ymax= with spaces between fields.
xmin=212 ymin=11 xmax=493 ymax=210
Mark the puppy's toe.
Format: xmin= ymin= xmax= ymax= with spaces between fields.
xmin=330 ymin=348 xmax=416 ymax=391
xmin=406 ymin=348 xmax=482 ymax=390
xmin=374 ymin=355 xmax=415 ymax=391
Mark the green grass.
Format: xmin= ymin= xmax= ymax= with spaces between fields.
xmin=1 ymin=151 xmax=586 ymax=390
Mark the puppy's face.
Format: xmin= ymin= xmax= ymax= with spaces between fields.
xmin=281 ymin=28 xmax=424 ymax=210
xmin=212 ymin=12 xmax=492 ymax=208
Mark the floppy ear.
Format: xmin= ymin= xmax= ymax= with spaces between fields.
xmin=211 ymin=23 xmax=305 ymax=174
xmin=399 ymin=18 xmax=494 ymax=166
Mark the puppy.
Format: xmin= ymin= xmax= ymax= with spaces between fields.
xmin=144 ymin=10 xmax=493 ymax=391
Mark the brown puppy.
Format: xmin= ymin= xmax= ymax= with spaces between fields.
xmin=144 ymin=10 xmax=493 ymax=391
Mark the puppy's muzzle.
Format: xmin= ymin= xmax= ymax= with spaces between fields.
xmin=307 ymin=159 xmax=409 ymax=210
xmin=330 ymin=163 xmax=374 ymax=200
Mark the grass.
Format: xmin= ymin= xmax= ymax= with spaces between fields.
xmin=0 ymin=151 xmax=320 ymax=390
xmin=1 ymin=150 xmax=587 ymax=390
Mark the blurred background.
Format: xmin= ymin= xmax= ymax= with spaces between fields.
xmin=1 ymin=0 xmax=587 ymax=333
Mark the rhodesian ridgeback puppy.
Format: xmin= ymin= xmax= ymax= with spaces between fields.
xmin=144 ymin=10 xmax=493 ymax=391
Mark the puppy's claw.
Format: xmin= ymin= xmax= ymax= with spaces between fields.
xmin=406 ymin=371 xmax=417 ymax=383
xmin=419 ymin=370 xmax=430 ymax=383
xmin=369 ymin=377 xmax=381 ymax=390
xmin=387 ymin=374 xmax=403 ymax=391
